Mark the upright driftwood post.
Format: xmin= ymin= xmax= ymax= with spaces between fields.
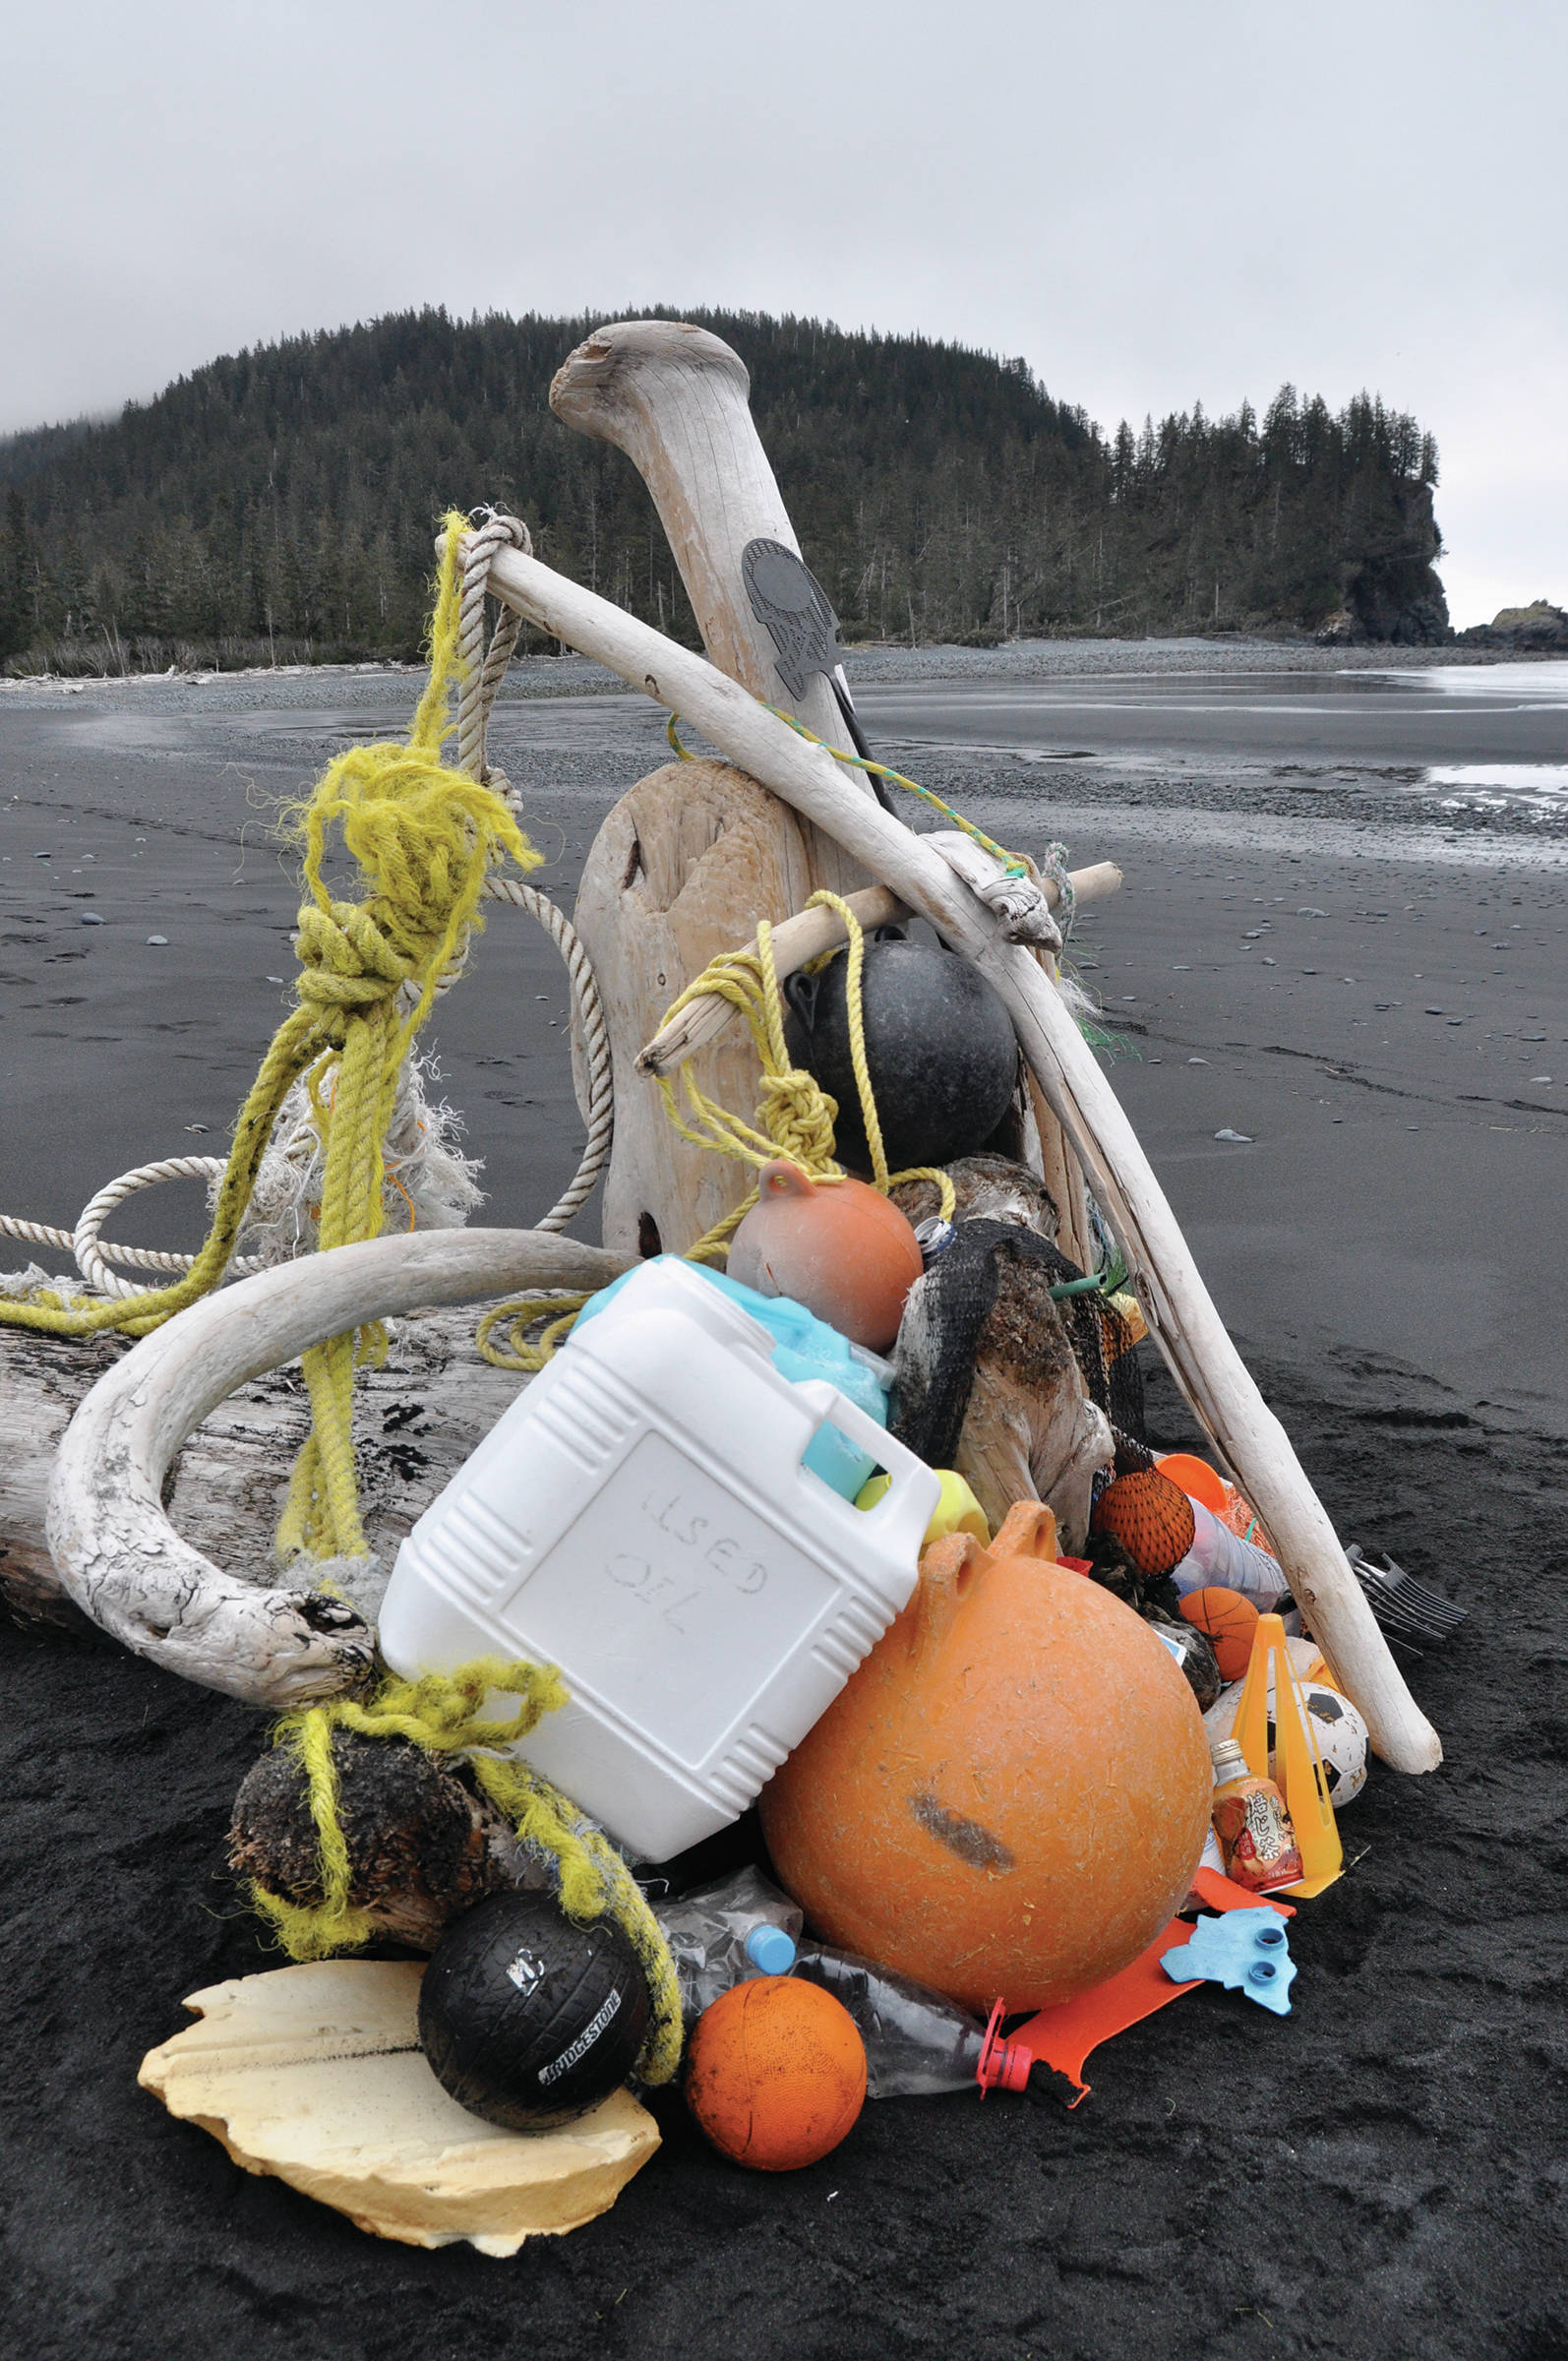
xmin=552 ymin=319 xmax=881 ymax=1249
xmin=476 ymin=534 xmax=1442 ymax=1776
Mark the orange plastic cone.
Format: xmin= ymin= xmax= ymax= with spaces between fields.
xmin=1232 ymin=1612 xmax=1343 ymax=1899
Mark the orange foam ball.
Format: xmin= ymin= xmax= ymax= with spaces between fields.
xmin=685 ymin=1976 xmax=867 ymax=2172
xmin=1091 ymin=1469 xmax=1197 ymax=1577
xmin=1178 ymin=1585 xmax=1260 ymax=1681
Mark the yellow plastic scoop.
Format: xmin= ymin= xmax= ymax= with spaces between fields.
xmin=1232 ymin=1612 xmax=1344 ymax=1899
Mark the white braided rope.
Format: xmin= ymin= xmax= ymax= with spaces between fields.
xmin=0 ymin=1159 xmax=265 ymax=1300
xmin=72 ymin=1156 xmax=271 ymax=1301
xmin=481 ymin=878 xmax=615 ymax=1233
xmin=457 ymin=508 xmax=613 ymax=1236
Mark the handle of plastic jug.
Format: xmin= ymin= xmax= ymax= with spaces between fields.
xmin=790 ymin=1379 xmax=895 ymax=1476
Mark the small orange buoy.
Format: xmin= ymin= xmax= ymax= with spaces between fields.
xmin=1178 ymin=1586 xmax=1260 ymax=1680
xmin=727 ymin=1158 xmax=923 ymax=1350
xmin=685 ymin=1977 xmax=867 ymax=2171
xmin=1091 ymin=1468 xmax=1196 ymax=1577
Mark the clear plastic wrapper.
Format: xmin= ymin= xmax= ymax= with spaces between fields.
xmin=651 ymin=1866 xmax=804 ymax=2027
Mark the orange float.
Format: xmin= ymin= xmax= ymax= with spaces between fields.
xmin=685 ymin=1977 xmax=867 ymax=2171
xmin=760 ymin=1502 xmax=1213 ymax=2012
xmin=726 ymin=1158 xmax=923 ymax=1351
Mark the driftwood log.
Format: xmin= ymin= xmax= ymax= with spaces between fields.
xmin=550 ymin=317 xmax=870 ymax=882
xmin=635 ymin=864 xmax=1121 ymax=1081
xmin=557 ymin=321 xmax=876 ymax=1253
xmin=476 ymin=530 xmax=1442 ymax=1776
xmin=570 ymin=758 xmax=820 ymax=1256
xmin=1 ymin=1306 xmax=543 ymax=1632
xmin=40 ymin=1230 xmax=630 ymax=1708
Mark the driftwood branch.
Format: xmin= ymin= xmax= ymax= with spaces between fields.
xmin=44 ymin=1229 xmax=631 ymax=1708
xmin=476 ymin=534 xmax=1441 ymax=1775
xmin=635 ymin=861 xmax=1121 ymax=1081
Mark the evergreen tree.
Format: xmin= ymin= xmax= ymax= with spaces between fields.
xmin=0 ymin=307 xmax=1447 ymax=672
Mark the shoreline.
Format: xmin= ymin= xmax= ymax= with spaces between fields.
xmin=5 ymin=632 xmax=1565 ymax=701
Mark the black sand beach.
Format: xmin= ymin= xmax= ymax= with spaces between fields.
xmin=3 ymin=645 xmax=1567 ymax=2359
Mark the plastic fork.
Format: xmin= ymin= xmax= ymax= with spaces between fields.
xmin=1346 ymin=1544 xmax=1468 ymax=1642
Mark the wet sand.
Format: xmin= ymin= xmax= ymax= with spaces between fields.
xmin=3 ymin=653 xmax=1567 ymax=2359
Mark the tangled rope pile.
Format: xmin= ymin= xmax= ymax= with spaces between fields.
xmin=256 ymin=1656 xmax=683 ymax=2087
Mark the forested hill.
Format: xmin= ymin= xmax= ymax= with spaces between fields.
xmin=0 ymin=307 xmax=1448 ymax=673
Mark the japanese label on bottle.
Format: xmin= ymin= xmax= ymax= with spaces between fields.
xmin=1213 ymin=1778 xmax=1304 ymax=1893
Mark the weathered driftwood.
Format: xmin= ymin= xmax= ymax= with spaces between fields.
xmin=636 ymin=882 xmax=908 ymax=1080
xmin=139 ymin=1963 xmax=659 ymax=2253
xmin=569 ymin=759 xmax=820 ymax=1256
xmin=0 ymin=1305 xmax=538 ymax=1629
xmin=636 ymin=861 xmax=1121 ymax=1082
xmin=551 ymin=318 xmax=869 ymax=875
xmin=44 ymin=1230 xmax=630 ymax=1708
xmin=555 ymin=320 xmax=875 ymax=1252
xmin=478 ymin=533 xmax=1441 ymax=1775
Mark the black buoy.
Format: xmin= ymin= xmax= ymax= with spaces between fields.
xmin=784 ymin=934 xmax=1019 ymax=1174
xmin=418 ymin=1891 xmax=651 ymax=2132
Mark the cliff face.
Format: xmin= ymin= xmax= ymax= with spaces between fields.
xmin=1327 ymin=478 xmax=1450 ymax=645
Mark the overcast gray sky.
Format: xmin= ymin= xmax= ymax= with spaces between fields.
xmin=3 ymin=0 xmax=1562 ymax=627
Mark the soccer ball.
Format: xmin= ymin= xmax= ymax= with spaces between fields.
xmin=1203 ymin=1679 xmax=1369 ymax=1805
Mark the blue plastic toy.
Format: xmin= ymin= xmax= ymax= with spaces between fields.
xmin=573 ymin=1257 xmax=889 ymax=1500
xmin=1160 ymin=1908 xmax=1297 ymax=2016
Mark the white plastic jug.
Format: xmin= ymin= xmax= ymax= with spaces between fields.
xmin=378 ymin=1256 xmax=941 ymax=1860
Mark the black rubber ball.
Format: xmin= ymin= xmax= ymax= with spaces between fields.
xmin=418 ymin=1891 xmax=651 ymax=2132
xmin=784 ymin=934 xmax=1020 ymax=1173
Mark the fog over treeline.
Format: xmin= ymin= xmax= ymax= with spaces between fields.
xmin=0 ymin=307 xmax=1448 ymax=674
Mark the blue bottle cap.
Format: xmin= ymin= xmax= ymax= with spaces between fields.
xmin=746 ymin=1924 xmax=797 ymax=1975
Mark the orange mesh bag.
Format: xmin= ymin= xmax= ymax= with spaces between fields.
xmin=1090 ymin=1470 xmax=1196 ymax=1578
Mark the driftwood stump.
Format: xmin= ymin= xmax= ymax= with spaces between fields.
xmin=571 ymin=757 xmax=826 ymax=1258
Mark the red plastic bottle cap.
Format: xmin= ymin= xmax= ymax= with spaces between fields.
xmin=976 ymin=1998 xmax=1035 ymax=2095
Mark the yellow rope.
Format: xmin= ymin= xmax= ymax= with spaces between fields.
xmin=478 ymin=894 xmax=955 ymax=1367
xmin=1 ymin=515 xmax=539 ymax=1565
xmin=250 ymin=1657 xmax=684 ymax=2085
xmin=769 ymin=706 xmax=1028 ymax=876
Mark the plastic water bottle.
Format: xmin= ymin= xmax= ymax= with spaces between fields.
xmin=1170 ymin=1497 xmax=1288 ymax=1609
xmin=791 ymin=1945 xmax=1040 ymax=2099
xmin=650 ymin=1866 xmax=804 ymax=2027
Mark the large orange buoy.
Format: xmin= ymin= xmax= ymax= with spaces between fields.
xmin=760 ymin=1502 xmax=1212 ymax=2012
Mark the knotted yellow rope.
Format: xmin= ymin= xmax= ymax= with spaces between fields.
xmin=654 ymin=889 xmax=956 ymax=1261
xmin=477 ymin=894 xmax=955 ymax=1370
xmin=252 ymin=1656 xmax=684 ymax=2086
xmin=1 ymin=516 xmax=539 ymax=1562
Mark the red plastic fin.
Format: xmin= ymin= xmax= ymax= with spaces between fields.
xmin=1008 ymin=1918 xmax=1201 ymax=2108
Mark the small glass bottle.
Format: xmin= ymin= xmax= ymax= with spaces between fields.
xmin=1209 ymin=1736 xmax=1304 ymax=1894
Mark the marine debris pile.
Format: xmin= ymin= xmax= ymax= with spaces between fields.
xmin=0 ymin=321 xmax=1462 ymax=2256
